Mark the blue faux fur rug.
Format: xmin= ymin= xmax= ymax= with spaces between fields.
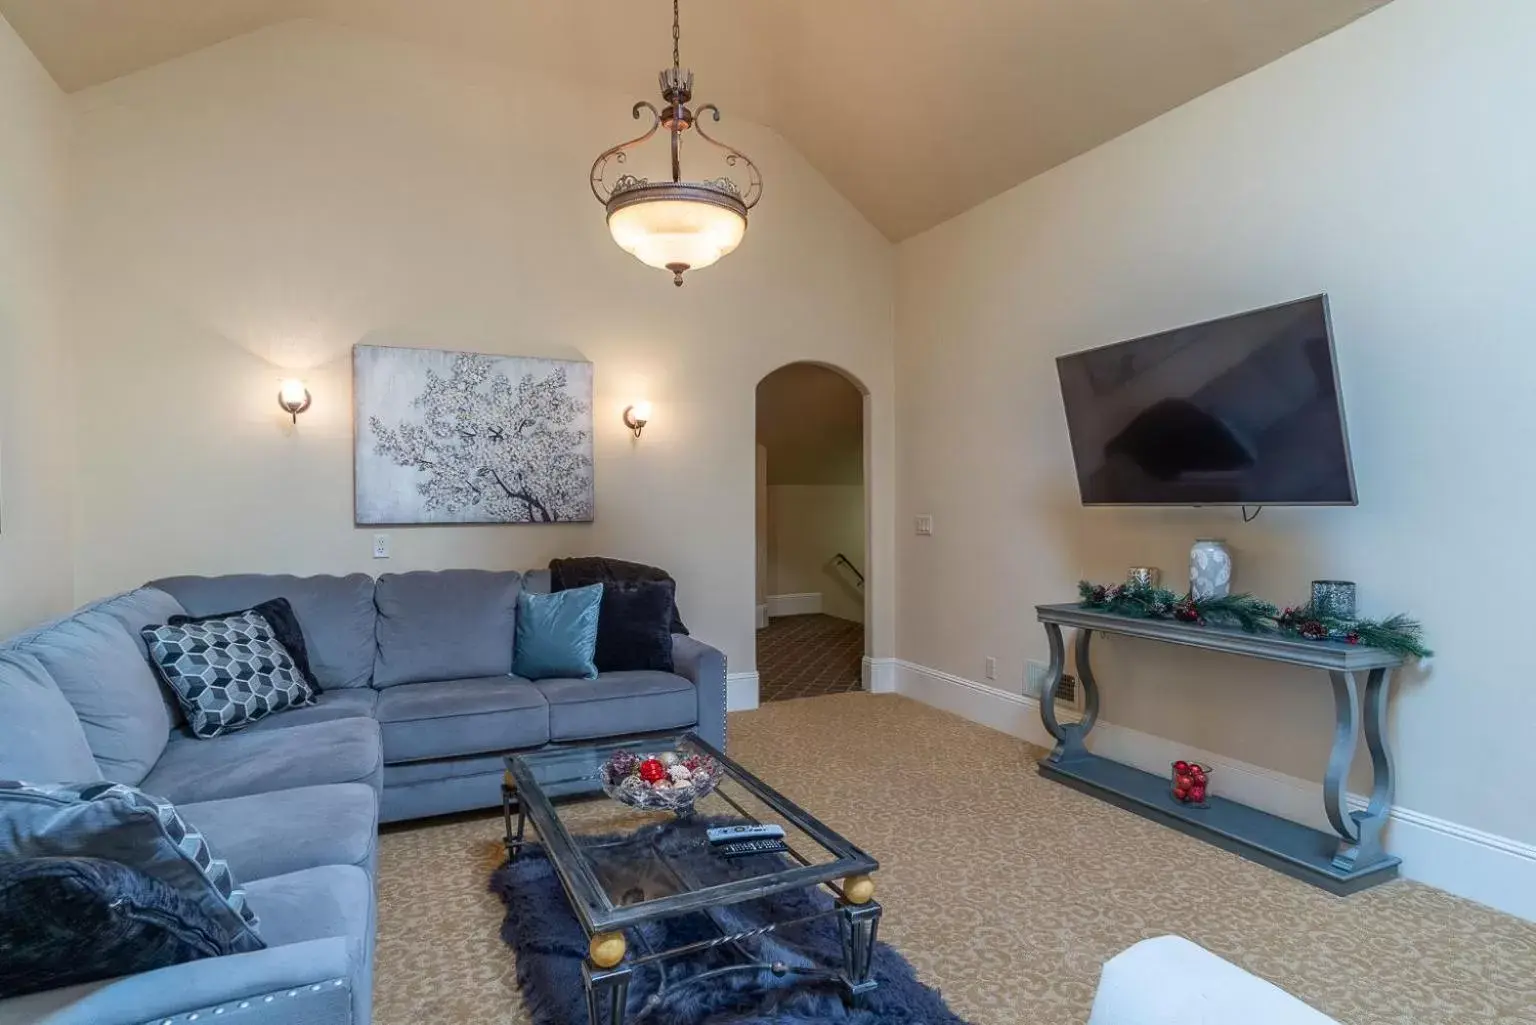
xmin=489 ymin=818 xmax=972 ymax=1025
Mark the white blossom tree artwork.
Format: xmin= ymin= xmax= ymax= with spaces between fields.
xmin=354 ymin=345 xmax=594 ymax=524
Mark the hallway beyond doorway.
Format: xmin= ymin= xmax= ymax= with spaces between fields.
xmin=756 ymin=614 xmax=862 ymax=702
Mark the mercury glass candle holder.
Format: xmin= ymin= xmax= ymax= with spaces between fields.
xmin=1311 ymin=580 xmax=1357 ymax=619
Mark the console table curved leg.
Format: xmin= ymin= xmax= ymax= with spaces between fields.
xmin=1338 ymin=667 xmax=1396 ymax=871
xmin=1040 ymin=624 xmax=1100 ymax=764
xmin=1325 ymin=668 xmax=1397 ymax=872
xmin=1323 ymin=671 xmax=1361 ymax=845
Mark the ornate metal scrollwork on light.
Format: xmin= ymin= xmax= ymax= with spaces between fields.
xmin=589 ymin=0 xmax=763 ymax=286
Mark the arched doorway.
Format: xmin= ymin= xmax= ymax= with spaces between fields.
xmin=754 ymin=363 xmax=867 ymax=702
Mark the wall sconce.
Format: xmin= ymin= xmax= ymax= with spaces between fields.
xmin=622 ymin=401 xmax=652 ymax=439
xmin=278 ymin=379 xmax=312 ymax=424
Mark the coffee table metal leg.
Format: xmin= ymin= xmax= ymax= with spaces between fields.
xmin=838 ymin=900 xmax=881 ymax=1004
xmin=502 ymin=774 xmax=526 ymax=861
xmin=582 ymin=961 xmax=632 ymax=1025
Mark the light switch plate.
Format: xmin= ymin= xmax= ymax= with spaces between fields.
xmin=915 ymin=515 xmax=934 ymax=536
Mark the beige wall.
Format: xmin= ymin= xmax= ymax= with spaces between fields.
xmin=0 ymin=13 xmax=72 ymax=635
xmin=64 ymin=19 xmax=897 ymax=676
xmin=896 ymin=0 xmax=1536 ymax=846
xmin=766 ymin=484 xmax=865 ymax=623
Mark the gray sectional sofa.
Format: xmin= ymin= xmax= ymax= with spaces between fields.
xmin=0 ymin=568 xmax=727 ymax=1025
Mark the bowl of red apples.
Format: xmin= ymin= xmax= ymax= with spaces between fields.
xmin=1170 ymin=760 xmax=1211 ymax=808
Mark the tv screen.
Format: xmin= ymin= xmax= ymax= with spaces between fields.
xmin=1056 ymin=296 xmax=1356 ymax=506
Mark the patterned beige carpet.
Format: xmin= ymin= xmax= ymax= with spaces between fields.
xmin=375 ymin=694 xmax=1536 ymax=1025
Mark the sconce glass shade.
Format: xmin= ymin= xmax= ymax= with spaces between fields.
xmin=606 ymin=186 xmax=747 ymax=285
xmin=278 ymin=378 xmax=312 ymax=422
xmin=623 ymin=401 xmax=652 ymax=438
xmin=278 ymin=379 xmax=309 ymax=407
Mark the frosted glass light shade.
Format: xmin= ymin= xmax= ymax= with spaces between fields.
xmin=606 ymin=184 xmax=748 ymax=284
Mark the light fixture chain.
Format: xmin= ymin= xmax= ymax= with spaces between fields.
xmin=672 ymin=0 xmax=681 ymax=73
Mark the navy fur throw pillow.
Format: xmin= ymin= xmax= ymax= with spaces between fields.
xmin=595 ymin=579 xmax=676 ymax=674
xmin=170 ymin=596 xmax=321 ymax=693
xmin=0 ymin=857 xmax=252 ymax=998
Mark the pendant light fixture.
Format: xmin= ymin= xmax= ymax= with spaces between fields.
xmin=590 ymin=0 xmax=762 ymax=286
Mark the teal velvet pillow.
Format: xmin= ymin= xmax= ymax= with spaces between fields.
xmin=513 ymin=584 xmax=602 ymax=680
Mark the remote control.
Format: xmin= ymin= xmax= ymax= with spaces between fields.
xmin=707 ymin=824 xmax=785 ymax=844
xmin=716 ymin=838 xmax=789 ymax=858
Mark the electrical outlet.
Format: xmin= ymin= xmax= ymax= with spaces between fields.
xmin=915 ymin=515 xmax=934 ymax=536
xmin=372 ymin=533 xmax=390 ymax=559
xmin=984 ymin=656 xmax=997 ymax=681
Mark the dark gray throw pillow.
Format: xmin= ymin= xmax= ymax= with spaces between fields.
xmin=594 ymin=579 xmax=676 ymax=674
xmin=142 ymin=611 xmax=316 ymax=737
xmin=0 ymin=857 xmax=250 ymax=998
xmin=169 ymin=596 xmax=322 ymax=692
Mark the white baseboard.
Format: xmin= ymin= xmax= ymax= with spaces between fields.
xmin=726 ymin=671 xmax=759 ymax=712
xmin=766 ymin=593 xmax=822 ymax=617
xmin=862 ymin=656 xmax=898 ymax=694
xmin=892 ymin=660 xmax=1536 ymax=923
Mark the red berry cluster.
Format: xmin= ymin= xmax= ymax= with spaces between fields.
xmin=1173 ymin=599 xmax=1204 ymax=625
xmin=1172 ymin=760 xmax=1208 ymax=805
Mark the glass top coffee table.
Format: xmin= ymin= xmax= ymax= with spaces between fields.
xmin=502 ymin=731 xmax=880 ymax=1025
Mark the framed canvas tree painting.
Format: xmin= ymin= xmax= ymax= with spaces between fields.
xmin=354 ymin=345 xmax=594 ymax=525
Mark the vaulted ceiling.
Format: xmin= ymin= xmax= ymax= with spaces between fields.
xmin=0 ymin=0 xmax=1392 ymax=239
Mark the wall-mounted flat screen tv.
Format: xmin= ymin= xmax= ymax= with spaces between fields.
xmin=1056 ymin=295 xmax=1357 ymax=506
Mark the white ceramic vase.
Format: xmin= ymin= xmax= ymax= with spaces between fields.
xmin=1189 ymin=539 xmax=1232 ymax=600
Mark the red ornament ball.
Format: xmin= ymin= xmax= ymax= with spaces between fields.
xmin=1190 ymin=785 xmax=1207 ymax=803
xmin=637 ymin=758 xmax=667 ymax=784
xmin=1173 ymin=760 xmax=1190 ymax=774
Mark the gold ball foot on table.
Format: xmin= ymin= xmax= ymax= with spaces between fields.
xmin=842 ymin=874 xmax=876 ymax=905
xmin=588 ymin=932 xmax=627 ymax=968
xmin=502 ymin=770 xmax=516 ymax=791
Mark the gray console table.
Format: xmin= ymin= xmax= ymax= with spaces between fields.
xmin=1035 ymin=603 xmax=1404 ymax=894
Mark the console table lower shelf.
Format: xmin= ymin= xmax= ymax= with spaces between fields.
xmin=1035 ymin=602 xmax=1406 ymax=896
xmin=1039 ymin=752 xmax=1399 ymax=894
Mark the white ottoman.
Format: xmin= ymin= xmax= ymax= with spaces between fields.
xmin=1088 ymin=936 xmax=1341 ymax=1025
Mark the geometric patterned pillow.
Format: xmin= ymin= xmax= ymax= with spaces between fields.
xmin=141 ymin=611 xmax=316 ymax=738
xmin=0 ymin=780 xmax=264 ymax=953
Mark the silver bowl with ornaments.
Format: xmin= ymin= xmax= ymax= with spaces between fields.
xmin=600 ymin=749 xmax=724 ymax=814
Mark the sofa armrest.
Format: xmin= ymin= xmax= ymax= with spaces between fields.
xmin=0 ymin=938 xmax=358 ymax=1025
xmin=1088 ymin=936 xmax=1340 ymax=1025
xmin=672 ymin=633 xmax=727 ymax=751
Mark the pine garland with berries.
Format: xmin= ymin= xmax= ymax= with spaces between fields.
xmin=1077 ymin=580 xmax=1431 ymax=659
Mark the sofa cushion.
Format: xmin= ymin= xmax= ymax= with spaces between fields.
xmin=180 ymin=783 xmax=378 ymax=883
xmin=373 ymin=570 xmax=521 ymax=688
xmin=534 ymin=671 xmax=697 ymax=742
xmin=512 ymin=584 xmax=601 ymax=681
xmin=143 ymin=612 xmax=317 ymax=738
xmin=0 ymin=781 xmax=263 ymax=951
xmin=0 ymin=651 xmax=102 ymax=784
xmin=140 ymin=718 xmax=382 ymax=805
xmin=0 ymin=857 xmax=253 ymax=999
xmin=375 ymin=677 xmax=548 ymax=762
xmin=19 ymin=604 xmax=179 ymax=785
xmin=91 ymin=587 xmax=188 ymax=661
xmin=242 ymin=864 xmax=370 ymax=950
xmin=151 ymin=575 xmax=377 ymax=689
xmin=233 ymin=687 xmax=378 ymax=734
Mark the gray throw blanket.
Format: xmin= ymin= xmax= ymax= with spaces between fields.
xmin=548 ymin=557 xmax=688 ymax=635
